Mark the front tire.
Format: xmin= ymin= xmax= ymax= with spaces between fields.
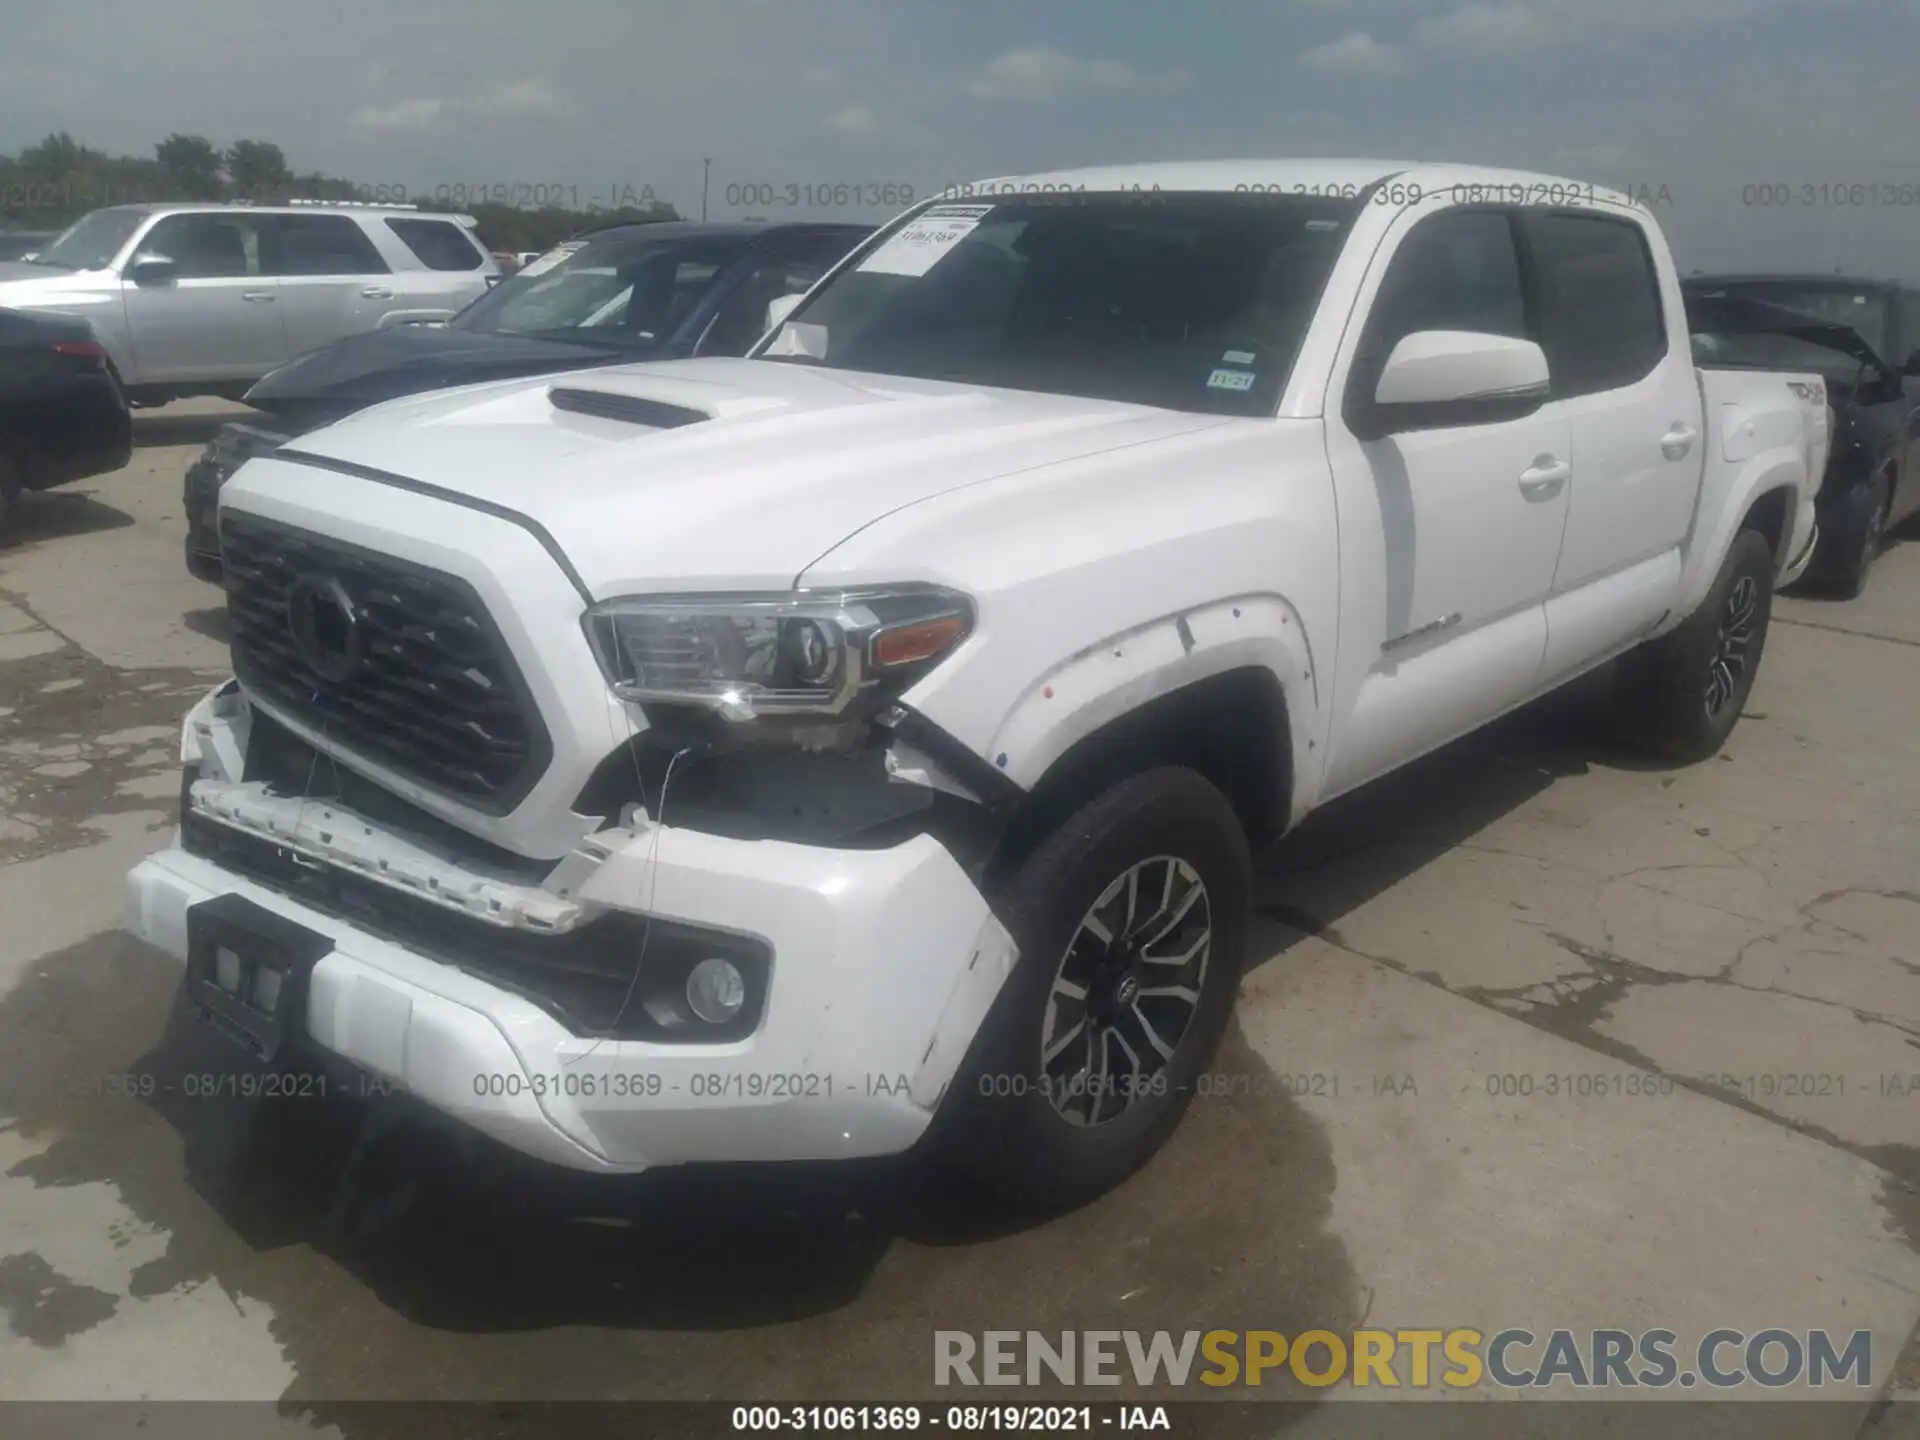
xmin=1620 ymin=527 xmax=1774 ymax=762
xmin=943 ymin=767 xmax=1251 ymax=1212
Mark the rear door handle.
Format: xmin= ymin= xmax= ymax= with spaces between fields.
xmin=1517 ymin=455 xmax=1570 ymax=501
xmin=241 ymin=290 xmax=275 ymax=303
xmin=1661 ymin=422 xmax=1698 ymax=460
xmin=359 ymin=286 xmax=395 ymax=299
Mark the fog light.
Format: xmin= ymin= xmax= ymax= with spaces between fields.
xmin=686 ymin=957 xmax=746 ymax=1024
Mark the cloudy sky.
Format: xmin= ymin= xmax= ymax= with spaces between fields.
xmin=6 ymin=0 xmax=1920 ymax=270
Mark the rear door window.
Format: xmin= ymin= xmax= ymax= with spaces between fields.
xmin=385 ymin=217 xmax=486 ymax=271
xmin=269 ymin=214 xmax=390 ymax=275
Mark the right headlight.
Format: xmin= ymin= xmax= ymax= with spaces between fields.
xmin=582 ymin=585 xmax=974 ymax=722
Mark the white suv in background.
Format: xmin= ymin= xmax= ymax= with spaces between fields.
xmin=0 ymin=201 xmax=499 ymax=405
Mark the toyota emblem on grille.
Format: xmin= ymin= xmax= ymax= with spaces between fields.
xmin=286 ymin=574 xmax=364 ymax=684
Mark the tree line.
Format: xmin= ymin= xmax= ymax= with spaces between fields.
xmin=0 ymin=133 xmax=680 ymax=255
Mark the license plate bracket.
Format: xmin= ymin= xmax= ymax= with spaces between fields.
xmin=185 ymin=894 xmax=333 ymax=1063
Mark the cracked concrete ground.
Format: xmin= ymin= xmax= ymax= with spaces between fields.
xmin=0 ymin=400 xmax=1916 ymax=1438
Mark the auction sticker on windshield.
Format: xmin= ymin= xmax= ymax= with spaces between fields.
xmin=858 ymin=204 xmax=994 ymax=277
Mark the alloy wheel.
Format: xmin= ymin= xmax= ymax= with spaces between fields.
xmin=1038 ymin=856 xmax=1212 ymax=1128
xmin=1705 ymin=573 xmax=1759 ymax=719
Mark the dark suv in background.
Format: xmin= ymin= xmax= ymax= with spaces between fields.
xmin=181 ymin=219 xmax=872 ymax=582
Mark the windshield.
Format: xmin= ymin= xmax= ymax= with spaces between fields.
xmin=757 ymin=192 xmax=1364 ymax=415
xmin=1684 ymin=281 xmax=1890 ymax=366
xmin=451 ymin=232 xmax=746 ymax=346
xmin=32 ymin=208 xmax=149 ymax=271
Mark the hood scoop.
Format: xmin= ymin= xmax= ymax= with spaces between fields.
xmin=548 ymin=385 xmax=710 ymax=429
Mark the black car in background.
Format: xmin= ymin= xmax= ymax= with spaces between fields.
xmin=182 ymin=219 xmax=873 ymax=581
xmin=0 ymin=306 xmax=133 ymax=530
xmin=1684 ymin=275 xmax=1920 ymax=597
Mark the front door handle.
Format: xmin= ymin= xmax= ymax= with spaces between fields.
xmin=359 ymin=286 xmax=395 ymax=299
xmin=1661 ymin=422 xmax=1698 ymax=460
xmin=1518 ymin=455 xmax=1570 ymax=501
xmin=240 ymin=290 xmax=275 ymax=303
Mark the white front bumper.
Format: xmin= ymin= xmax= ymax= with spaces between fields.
xmin=126 ymin=817 xmax=1017 ymax=1175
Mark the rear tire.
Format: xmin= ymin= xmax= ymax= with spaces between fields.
xmin=941 ymin=767 xmax=1251 ymax=1213
xmin=1619 ymin=527 xmax=1774 ymax=763
xmin=1813 ymin=472 xmax=1891 ymax=600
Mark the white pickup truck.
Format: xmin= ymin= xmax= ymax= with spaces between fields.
xmin=126 ymin=160 xmax=1827 ymax=1209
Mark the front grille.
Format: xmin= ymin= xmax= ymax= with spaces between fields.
xmin=222 ymin=512 xmax=550 ymax=812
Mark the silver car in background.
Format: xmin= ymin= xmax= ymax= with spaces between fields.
xmin=0 ymin=201 xmax=500 ymax=405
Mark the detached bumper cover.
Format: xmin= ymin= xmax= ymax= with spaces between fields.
xmin=125 ymin=695 xmax=1018 ymax=1172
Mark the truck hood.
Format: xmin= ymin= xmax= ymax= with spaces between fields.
xmin=273 ymin=357 xmax=1230 ymax=596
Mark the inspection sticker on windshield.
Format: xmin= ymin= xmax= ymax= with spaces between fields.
xmin=516 ymin=241 xmax=585 ymax=279
xmin=858 ymin=205 xmax=993 ymax=277
xmin=1207 ymin=367 xmax=1257 ymax=392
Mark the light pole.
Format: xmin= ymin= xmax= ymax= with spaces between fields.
xmin=701 ymin=157 xmax=711 ymax=221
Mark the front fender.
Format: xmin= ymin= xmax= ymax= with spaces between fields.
xmin=981 ymin=594 xmax=1322 ymax=827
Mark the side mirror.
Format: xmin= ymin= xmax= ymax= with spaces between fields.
xmin=1361 ymin=329 xmax=1550 ymax=435
xmin=126 ymin=253 xmax=177 ymax=285
xmin=1902 ymin=349 xmax=1920 ymax=377
xmin=765 ymin=291 xmax=805 ymax=334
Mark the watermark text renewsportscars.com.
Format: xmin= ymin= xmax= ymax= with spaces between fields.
xmin=934 ymin=1328 xmax=1873 ymax=1390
